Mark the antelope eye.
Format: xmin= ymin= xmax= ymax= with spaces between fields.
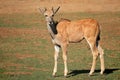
xmin=52 ymin=15 xmax=54 ymax=17
xmin=45 ymin=15 xmax=48 ymax=17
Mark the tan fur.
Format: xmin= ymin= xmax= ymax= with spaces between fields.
xmin=56 ymin=19 xmax=100 ymax=43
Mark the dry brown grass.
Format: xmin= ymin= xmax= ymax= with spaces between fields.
xmin=0 ymin=0 xmax=120 ymax=14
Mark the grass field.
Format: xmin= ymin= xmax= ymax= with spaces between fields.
xmin=0 ymin=11 xmax=120 ymax=80
xmin=0 ymin=0 xmax=120 ymax=80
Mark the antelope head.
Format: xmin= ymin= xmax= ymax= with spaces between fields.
xmin=39 ymin=6 xmax=60 ymax=23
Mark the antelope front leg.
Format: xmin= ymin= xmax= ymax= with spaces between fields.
xmin=52 ymin=45 xmax=60 ymax=77
xmin=61 ymin=44 xmax=68 ymax=77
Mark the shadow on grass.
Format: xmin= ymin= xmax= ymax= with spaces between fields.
xmin=67 ymin=68 xmax=120 ymax=77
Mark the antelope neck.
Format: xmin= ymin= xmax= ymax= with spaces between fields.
xmin=47 ymin=20 xmax=58 ymax=39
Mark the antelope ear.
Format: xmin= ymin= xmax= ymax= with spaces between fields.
xmin=52 ymin=6 xmax=60 ymax=15
xmin=39 ymin=8 xmax=47 ymax=14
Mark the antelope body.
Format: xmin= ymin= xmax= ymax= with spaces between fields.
xmin=39 ymin=7 xmax=105 ymax=77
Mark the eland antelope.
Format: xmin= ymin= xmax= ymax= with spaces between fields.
xmin=39 ymin=7 xmax=105 ymax=77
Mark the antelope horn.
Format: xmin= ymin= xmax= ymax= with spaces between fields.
xmin=39 ymin=8 xmax=47 ymax=14
xmin=52 ymin=6 xmax=60 ymax=15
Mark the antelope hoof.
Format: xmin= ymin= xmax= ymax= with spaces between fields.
xmin=64 ymin=73 xmax=68 ymax=77
xmin=88 ymin=74 xmax=94 ymax=76
xmin=52 ymin=74 xmax=55 ymax=77
xmin=64 ymin=74 xmax=67 ymax=77
xmin=52 ymin=74 xmax=56 ymax=77
xmin=52 ymin=72 xmax=56 ymax=77
xmin=89 ymin=72 xmax=94 ymax=76
xmin=100 ymin=71 xmax=104 ymax=75
xmin=64 ymin=75 xmax=69 ymax=78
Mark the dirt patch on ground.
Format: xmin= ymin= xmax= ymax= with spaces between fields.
xmin=3 ymin=72 xmax=32 ymax=75
xmin=24 ymin=66 xmax=49 ymax=72
xmin=0 ymin=0 xmax=120 ymax=14
xmin=15 ymin=53 xmax=48 ymax=60
xmin=15 ymin=53 xmax=37 ymax=59
xmin=0 ymin=27 xmax=48 ymax=39
xmin=3 ymin=62 xmax=24 ymax=69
